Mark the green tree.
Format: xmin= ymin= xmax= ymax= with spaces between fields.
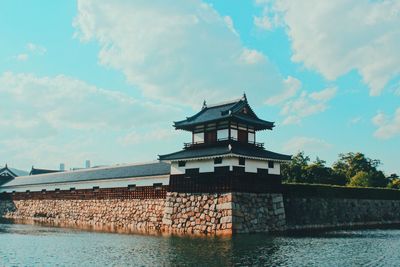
xmin=333 ymin=152 xmax=388 ymax=188
xmin=282 ymin=153 xmax=346 ymax=185
xmin=333 ymin=152 xmax=380 ymax=178
xmin=304 ymin=158 xmax=347 ymax=185
xmin=348 ymin=171 xmax=370 ymax=187
xmin=387 ymin=174 xmax=400 ymax=189
xmin=348 ymin=171 xmax=387 ymax=188
xmin=281 ymin=152 xmax=309 ymax=183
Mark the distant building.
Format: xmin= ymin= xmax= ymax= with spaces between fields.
xmin=0 ymin=164 xmax=18 ymax=185
xmin=0 ymin=162 xmax=170 ymax=192
xmin=29 ymin=167 xmax=61 ymax=176
xmin=85 ymin=160 xmax=91 ymax=169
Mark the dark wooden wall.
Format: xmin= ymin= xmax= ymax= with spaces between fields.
xmin=169 ymin=172 xmax=282 ymax=193
xmin=0 ymin=185 xmax=169 ymax=201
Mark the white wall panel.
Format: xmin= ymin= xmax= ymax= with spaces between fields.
xmin=217 ymin=129 xmax=229 ymax=140
xmin=193 ymin=132 xmax=204 ymax=143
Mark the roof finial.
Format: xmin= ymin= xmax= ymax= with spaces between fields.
xmin=5 ymin=163 xmax=7 ymax=168
xmin=243 ymin=92 xmax=247 ymax=101
xmin=202 ymin=100 xmax=207 ymax=110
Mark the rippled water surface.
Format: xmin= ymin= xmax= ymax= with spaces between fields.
xmin=1 ymin=222 xmax=400 ymax=266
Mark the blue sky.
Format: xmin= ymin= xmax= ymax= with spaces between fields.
xmin=0 ymin=0 xmax=399 ymax=174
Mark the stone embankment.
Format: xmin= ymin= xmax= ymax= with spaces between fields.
xmin=163 ymin=192 xmax=286 ymax=235
xmin=0 ymin=189 xmax=286 ymax=235
xmin=284 ymin=197 xmax=400 ymax=231
xmin=4 ymin=185 xmax=400 ymax=235
xmin=0 ymin=198 xmax=165 ymax=232
xmin=162 ymin=192 xmax=233 ymax=235
xmin=232 ymin=193 xmax=286 ymax=233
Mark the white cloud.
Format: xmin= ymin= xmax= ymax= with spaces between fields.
xmin=309 ymin=87 xmax=337 ymax=102
xmin=26 ymin=43 xmax=46 ymax=55
xmin=16 ymin=54 xmax=28 ymax=61
xmin=239 ymin=48 xmax=266 ymax=65
xmin=254 ymin=15 xmax=272 ymax=30
xmin=349 ymin=116 xmax=363 ymax=126
xmin=395 ymin=86 xmax=400 ymax=96
xmin=265 ymin=76 xmax=301 ymax=105
xmin=15 ymin=43 xmax=46 ymax=62
xmin=255 ymin=0 xmax=271 ymax=4
xmin=270 ymin=0 xmax=400 ymax=95
xmin=280 ymin=87 xmax=337 ymax=125
xmin=0 ymin=72 xmax=180 ymax=169
xmin=118 ymin=129 xmax=178 ymax=146
xmin=372 ymin=108 xmax=400 ymax=139
xmin=223 ymin=16 xmax=238 ymax=35
xmin=0 ymin=72 xmax=177 ymax=133
xmin=283 ymin=136 xmax=332 ymax=153
xmin=73 ymin=0 xmax=291 ymax=106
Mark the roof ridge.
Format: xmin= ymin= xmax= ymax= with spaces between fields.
xmin=175 ymin=97 xmax=243 ymax=124
xmin=206 ymin=97 xmax=244 ymax=109
xmin=16 ymin=160 xmax=165 ymax=178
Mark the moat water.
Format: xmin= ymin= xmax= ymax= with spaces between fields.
xmin=1 ymin=222 xmax=400 ymax=266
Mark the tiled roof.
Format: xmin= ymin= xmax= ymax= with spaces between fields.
xmin=30 ymin=168 xmax=61 ymax=176
xmin=1 ymin=162 xmax=171 ymax=188
xmin=0 ymin=166 xmax=28 ymax=177
xmin=159 ymin=142 xmax=291 ymax=161
xmin=0 ymin=166 xmax=17 ymax=178
xmin=174 ymin=96 xmax=274 ymax=131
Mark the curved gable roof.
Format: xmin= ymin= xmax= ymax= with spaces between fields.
xmin=0 ymin=166 xmax=17 ymax=178
xmin=174 ymin=96 xmax=274 ymax=131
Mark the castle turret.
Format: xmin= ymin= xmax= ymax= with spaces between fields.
xmin=159 ymin=95 xmax=291 ymax=193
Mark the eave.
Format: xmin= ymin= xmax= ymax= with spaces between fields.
xmin=162 ymin=153 xmax=291 ymax=163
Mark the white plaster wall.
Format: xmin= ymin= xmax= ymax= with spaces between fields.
xmin=0 ymin=175 xmax=170 ymax=193
xmin=193 ymin=132 xmax=204 ymax=143
xmin=170 ymin=157 xmax=282 ymax=175
xmin=244 ymin=158 xmax=265 ymax=173
xmin=187 ymin=159 xmax=223 ymax=173
xmin=171 ymin=159 xmax=227 ymax=174
xmin=269 ymin=162 xmax=281 ymax=175
xmin=171 ymin=162 xmax=183 ymax=175
xmin=230 ymin=157 xmax=281 ymax=175
xmin=217 ymin=129 xmax=229 ymax=140
xmin=223 ymin=158 xmax=238 ymax=171
xmin=248 ymin=132 xmax=255 ymax=143
xmin=231 ymin=129 xmax=238 ymax=139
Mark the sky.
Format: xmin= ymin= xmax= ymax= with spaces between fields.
xmin=0 ymin=0 xmax=399 ymax=174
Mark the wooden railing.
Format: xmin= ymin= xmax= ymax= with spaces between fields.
xmin=183 ymin=138 xmax=264 ymax=149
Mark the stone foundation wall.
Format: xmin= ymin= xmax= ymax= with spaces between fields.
xmin=6 ymin=186 xmax=400 ymax=235
xmin=0 ymin=189 xmax=286 ymax=235
xmin=162 ymin=192 xmax=286 ymax=235
xmin=0 ymin=198 xmax=166 ymax=232
xmin=162 ymin=192 xmax=233 ymax=235
xmin=284 ymin=197 xmax=400 ymax=231
xmin=232 ymin=193 xmax=286 ymax=233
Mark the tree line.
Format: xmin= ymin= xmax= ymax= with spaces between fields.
xmin=281 ymin=152 xmax=400 ymax=189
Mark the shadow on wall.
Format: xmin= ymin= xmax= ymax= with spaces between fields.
xmin=0 ymin=196 xmax=17 ymax=218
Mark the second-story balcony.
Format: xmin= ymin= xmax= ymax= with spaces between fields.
xmin=184 ymin=137 xmax=264 ymax=149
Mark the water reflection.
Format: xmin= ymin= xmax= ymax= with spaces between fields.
xmin=1 ymin=222 xmax=400 ymax=266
